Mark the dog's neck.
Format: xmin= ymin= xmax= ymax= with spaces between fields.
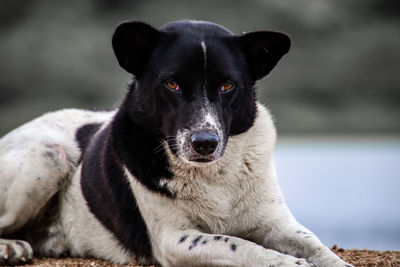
xmin=110 ymin=107 xmax=175 ymax=196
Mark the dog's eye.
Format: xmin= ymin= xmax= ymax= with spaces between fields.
xmin=165 ymin=81 xmax=180 ymax=91
xmin=220 ymin=82 xmax=234 ymax=92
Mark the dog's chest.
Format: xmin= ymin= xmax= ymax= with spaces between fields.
xmin=166 ymin=160 xmax=264 ymax=234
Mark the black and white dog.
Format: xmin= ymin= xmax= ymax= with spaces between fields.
xmin=0 ymin=21 xmax=352 ymax=267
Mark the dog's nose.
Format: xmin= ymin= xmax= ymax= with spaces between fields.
xmin=191 ymin=131 xmax=219 ymax=156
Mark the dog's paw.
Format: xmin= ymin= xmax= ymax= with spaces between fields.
xmin=0 ymin=239 xmax=33 ymax=265
xmin=308 ymin=249 xmax=354 ymax=267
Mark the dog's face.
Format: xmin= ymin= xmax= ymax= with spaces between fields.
xmin=112 ymin=21 xmax=290 ymax=164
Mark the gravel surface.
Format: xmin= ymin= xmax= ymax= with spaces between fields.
xmin=332 ymin=245 xmax=400 ymax=267
xmin=8 ymin=246 xmax=400 ymax=267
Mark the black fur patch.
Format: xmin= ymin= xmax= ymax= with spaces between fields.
xmin=230 ymin=243 xmax=237 ymax=251
xmin=178 ymin=235 xmax=189 ymax=244
xmin=214 ymin=236 xmax=223 ymax=241
xmin=76 ymin=123 xmax=102 ymax=152
xmin=188 ymin=235 xmax=202 ymax=250
xmin=80 ymin=124 xmax=152 ymax=259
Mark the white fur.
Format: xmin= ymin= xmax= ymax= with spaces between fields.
xmin=201 ymin=40 xmax=208 ymax=92
xmin=201 ymin=40 xmax=207 ymax=72
xmin=0 ymin=104 xmax=352 ymax=266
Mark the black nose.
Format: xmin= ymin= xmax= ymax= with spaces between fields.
xmin=191 ymin=131 xmax=219 ymax=156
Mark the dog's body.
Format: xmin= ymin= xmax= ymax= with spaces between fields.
xmin=0 ymin=21 xmax=351 ymax=266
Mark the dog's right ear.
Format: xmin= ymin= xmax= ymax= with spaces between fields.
xmin=239 ymin=31 xmax=291 ymax=81
xmin=112 ymin=21 xmax=160 ymax=77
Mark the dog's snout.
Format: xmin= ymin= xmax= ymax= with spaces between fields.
xmin=191 ymin=131 xmax=219 ymax=156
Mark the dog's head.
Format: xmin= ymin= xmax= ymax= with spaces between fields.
xmin=112 ymin=21 xmax=290 ymax=164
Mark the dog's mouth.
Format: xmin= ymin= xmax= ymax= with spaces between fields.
xmin=191 ymin=157 xmax=213 ymax=163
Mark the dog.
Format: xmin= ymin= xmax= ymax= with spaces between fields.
xmin=0 ymin=21 xmax=352 ymax=267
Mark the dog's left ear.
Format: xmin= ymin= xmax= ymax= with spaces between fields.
xmin=240 ymin=31 xmax=291 ymax=80
xmin=112 ymin=21 xmax=160 ymax=77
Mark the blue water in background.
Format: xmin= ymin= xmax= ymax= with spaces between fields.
xmin=275 ymin=137 xmax=400 ymax=251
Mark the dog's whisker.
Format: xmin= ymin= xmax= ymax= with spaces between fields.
xmin=152 ymin=136 xmax=178 ymax=153
xmin=153 ymin=145 xmax=166 ymax=153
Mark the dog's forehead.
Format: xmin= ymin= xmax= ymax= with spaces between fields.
xmin=148 ymin=21 xmax=243 ymax=80
xmin=159 ymin=20 xmax=234 ymax=38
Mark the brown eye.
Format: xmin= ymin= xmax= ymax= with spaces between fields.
xmin=220 ymin=82 xmax=234 ymax=92
xmin=165 ymin=81 xmax=180 ymax=91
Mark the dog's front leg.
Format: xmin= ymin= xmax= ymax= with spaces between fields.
xmin=253 ymin=216 xmax=353 ymax=267
xmin=154 ymin=229 xmax=312 ymax=267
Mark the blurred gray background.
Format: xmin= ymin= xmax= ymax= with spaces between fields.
xmin=1 ymin=0 xmax=399 ymax=251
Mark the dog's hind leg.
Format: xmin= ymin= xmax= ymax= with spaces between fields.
xmin=0 ymin=132 xmax=79 ymax=265
xmin=0 ymin=142 xmax=77 ymax=234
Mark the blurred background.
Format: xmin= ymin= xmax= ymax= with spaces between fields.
xmin=0 ymin=0 xmax=399 ymax=251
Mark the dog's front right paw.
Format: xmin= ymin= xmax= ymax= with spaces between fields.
xmin=0 ymin=239 xmax=33 ymax=265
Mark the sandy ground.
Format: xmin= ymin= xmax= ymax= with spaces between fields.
xmin=7 ymin=246 xmax=400 ymax=267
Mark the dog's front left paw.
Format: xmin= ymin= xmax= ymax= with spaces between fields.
xmin=0 ymin=239 xmax=33 ymax=265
